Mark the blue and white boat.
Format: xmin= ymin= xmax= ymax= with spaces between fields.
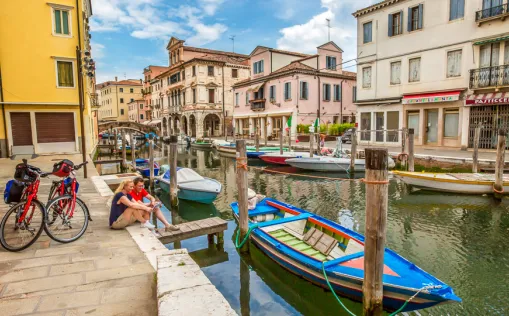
xmin=135 ymin=158 xmax=159 ymax=177
xmin=230 ymin=198 xmax=461 ymax=312
xmin=158 ymin=168 xmax=222 ymax=204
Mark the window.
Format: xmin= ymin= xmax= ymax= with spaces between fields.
xmin=232 ymin=69 xmax=238 ymax=78
xmin=362 ymin=67 xmax=372 ymax=88
xmin=450 ymin=0 xmax=465 ymax=20
xmin=120 ymin=109 xmax=124 ymax=115
xmin=388 ymin=11 xmax=403 ymax=36
xmin=333 ymin=84 xmax=342 ymax=101
xmin=363 ymin=22 xmax=372 ymax=44
xmin=253 ymin=60 xmax=264 ymax=74
xmin=192 ymin=66 xmax=196 ymax=77
xmin=120 ymin=88 xmax=124 ymax=93
xmin=269 ymin=85 xmax=276 ymax=101
xmin=140 ymin=114 xmax=144 ymax=120
xmin=209 ymin=89 xmax=215 ymax=103
xmin=300 ymin=82 xmax=308 ymax=99
xmin=182 ymin=70 xmax=185 ymax=80
xmin=390 ymin=61 xmax=401 ymax=85
xmin=444 ymin=109 xmax=459 ymax=137
xmin=408 ymin=5 xmax=423 ymax=32
xmin=246 ymin=92 xmax=249 ymax=104
xmin=130 ymin=98 xmax=134 ymax=102
xmin=353 ymin=86 xmax=357 ymax=102
xmin=407 ymin=111 xmax=420 ymax=136
xmin=53 ymin=7 xmax=70 ymax=36
xmin=235 ymin=93 xmax=239 ymax=106
xmin=254 ymin=87 xmax=264 ymax=100
xmin=130 ymin=88 xmax=134 ymax=93
xmin=208 ymin=66 xmax=214 ymax=76
xmin=447 ymin=50 xmax=462 ymax=78
xmin=56 ymin=60 xmax=74 ymax=88
xmin=140 ymin=104 xmax=143 ymax=109
xmin=183 ymin=91 xmax=186 ymax=105
xmin=284 ymin=82 xmax=292 ymax=100
xmin=323 ymin=84 xmax=331 ymax=101
xmin=192 ymin=88 xmax=196 ymax=103
xmin=120 ymin=98 xmax=124 ymax=103
xmin=409 ymin=58 xmax=421 ymax=82
xmin=360 ymin=112 xmax=371 ymax=141
xmin=326 ymin=56 xmax=337 ymax=70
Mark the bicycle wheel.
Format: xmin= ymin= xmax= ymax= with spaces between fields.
xmin=0 ymin=200 xmax=45 ymax=252
xmin=44 ymin=195 xmax=89 ymax=243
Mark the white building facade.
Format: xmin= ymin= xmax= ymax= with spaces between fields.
xmin=354 ymin=0 xmax=509 ymax=149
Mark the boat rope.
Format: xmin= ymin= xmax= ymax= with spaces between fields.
xmin=236 ymin=157 xmax=248 ymax=171
xmin=492 ymin=183 xmax=504 ymax=194
xmin=234 ymin=224 xmax=258 ymax=249
xmin=321 ymin=262 xmax=357 ymax=316
xmin=360 ymin=178 xmax=390 ymax=185
xmin=248 ymin=166 xmax=359 ymax=181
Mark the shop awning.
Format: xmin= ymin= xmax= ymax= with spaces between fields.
xmin=466 ymin=92 xmax=509 ymax=106
xmin=148 ymin=119 xmax=162 ymax=126
xmin=402 ymin=90 xmax=462 ymax=105
xmin=474 ymin=35 xmax=509 ymax=45
xmin=247 ymin=82 xmax=266 ymax=93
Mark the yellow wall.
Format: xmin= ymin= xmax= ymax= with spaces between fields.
xmin=98 ymin=84 xmax=143 ymax=121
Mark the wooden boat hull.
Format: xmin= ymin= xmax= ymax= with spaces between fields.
xmin=393 ymin=171 xmax=509 ymax=194
xmin=191 ymin=142 xmax=213 ymax=149
xmin=259 ymin=152 xmax=309 ymax=165
xmin=230 ymin=199 xmax=461 ymax=312
xmin=286 ymin=157 xmax=365 ymax=172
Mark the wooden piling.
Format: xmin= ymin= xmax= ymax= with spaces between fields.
xmin=350 ymin=128 xmax=357 ymax=173
xmin=236 ymin=139 xmax=249 ymax=253
xmin=473 ymin=126 xmax=481 ymax=173
xmin=255 ymin=125 xmax=260 ymax=152
xmin=309 ymin=132 xmax=314 ymax=157
xmin=209 ymin=128 xmax=212 ymax=143
xmin=130 ymin=131 xmax=136 ymax=171
xmin=401 ymin=128 xmax=407 ymax=170
xmin=113 ymin=130 xmax=118 ymax=153
xmin=169 ymin=135 xmax=178 ymax=206
xmin=408 ymin=128 xmax=415 ymax=172
xmin=494 ymin=129 xmax=506 ymax=200
xmin=264 ymin=119 xmax=268 ymax=146
xmin=363 ymin=148 xmax=389 ymax=316
xmin=149 ymin=135 xmax=155 ymax=190
xmin=121 ymin=130 xmax=127 ymax=170
xmin=279 ymin=126 xmax=284 ymax=155
xmin=288 ymin=127 xmax=292 ymax=151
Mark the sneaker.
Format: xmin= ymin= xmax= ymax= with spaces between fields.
xmin=165 ymin=225 xmax=180 ymax=232
xmin=141 ymin=221 xmax=156 ymax=230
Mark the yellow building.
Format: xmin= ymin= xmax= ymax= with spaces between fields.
xmin=0 ymin=0 xmax=97 ymax=157
xmin=97 ymin=79 xmax=143 ymax=122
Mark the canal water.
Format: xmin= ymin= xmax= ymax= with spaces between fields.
xmin=102 ymin=142 xmax=509 ymax=315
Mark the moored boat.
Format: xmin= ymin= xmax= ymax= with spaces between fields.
xmin=191 ymin=141 xmax=213 ymax=149
xmin=158 ymin=168 xmax=222 ymax=204
xmin=286 ymin=156 xmax=365 ymax=172
xmin=260 ymin=152 xmax=310 ymax=165
xmin=393 ymin=170 xmax=509 ymax=194
xmin=135 ymin=158 xmax=159 ymax=177
xmin=230 ymin=198 xmax=461 ymax=312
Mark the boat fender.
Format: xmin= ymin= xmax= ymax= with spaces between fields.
xmin=253 ymin=214 xmax=275 ymax=222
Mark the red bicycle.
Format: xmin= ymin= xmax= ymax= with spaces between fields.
xmin=44 ymin=160 xmax=90 ymax=243
xmin=0 ymin=160 xmax=51 ymax=251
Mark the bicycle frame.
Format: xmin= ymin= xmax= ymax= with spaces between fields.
xmin=18 ymin=179 xmax=41 ymax=224
xmin=49 ymin=171 xmax=78 ymax=219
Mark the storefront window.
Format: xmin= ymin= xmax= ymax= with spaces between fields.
xmin=407 ymin=111 xmax=420 ymax=136
xmin=387 ymin=111 xmax=399 ymax=142
xmin=361 ymin=112 xmax=371 ymax=141
xmin=444 ymin=109 xmax=459 ymax=137
xmin=376 ymin=112 xmax=384 ymax=142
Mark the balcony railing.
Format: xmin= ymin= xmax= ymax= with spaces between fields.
xmin=250 ymin=99 xmax=266 ymax=111
xmin=469 ymin=65 xmax=509 ymax=89
xmin=476 ymin=4 xmax=508 ymax=22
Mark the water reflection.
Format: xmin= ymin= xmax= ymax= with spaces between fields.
xmin=122 ymin=144 xmax=508 ymax=315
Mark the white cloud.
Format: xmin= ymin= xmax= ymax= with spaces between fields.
xmin=186 ymin=23 xmax=228 ymax=46
xmin=199 ymin=0 xmax=226 ymax=15
xmin=276 ymin=0 xmax=377 ymax=63
xmin=91 ymin=42 xmax=105 ymax=59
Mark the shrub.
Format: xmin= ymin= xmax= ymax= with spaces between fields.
xmin=325 ymin=123 xmax=355 ymax=136
xmin=297 ymin=124 xmax=311 ymax=134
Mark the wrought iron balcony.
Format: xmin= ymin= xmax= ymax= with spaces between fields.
xmin=469 ymin=65 xmax=509 ymax=89
xmin=476 ymin=4 xmax=508 ymax=22
xmin=250 ymin=99 xmax=266 ymax=111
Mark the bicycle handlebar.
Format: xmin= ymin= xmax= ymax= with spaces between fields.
xmin=73 ymin=161 xmax=89 ymax=170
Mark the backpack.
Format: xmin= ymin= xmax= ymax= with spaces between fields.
xmin=4 ymin=180 xmax=25 ymax=204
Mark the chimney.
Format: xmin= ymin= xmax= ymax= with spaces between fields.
xmin=115 ymin=76 xmax=118 ymax=82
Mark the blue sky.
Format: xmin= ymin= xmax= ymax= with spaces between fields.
xmin=90 ymin=0 xmax=377 ymax=83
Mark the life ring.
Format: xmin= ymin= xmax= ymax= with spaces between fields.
xmin=397 ymin=153 xmax=408 ymax=161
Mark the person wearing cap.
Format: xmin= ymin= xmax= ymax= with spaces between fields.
xmin=248 ymin=188 xmax=265 ymax=210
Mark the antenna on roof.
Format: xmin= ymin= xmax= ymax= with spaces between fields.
xmin=229 ymin=35 xmax=236 ymax=53
xmin=326 ymin=18 xmax=331 ymax=42
xmin=124 ymin=72 xmax=127 ymax=79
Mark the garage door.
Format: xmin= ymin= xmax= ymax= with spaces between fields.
xmin=10 ymin=113 xmax=33 ymax=146
xmin=35 ymin=113 xmax=75 ymax=143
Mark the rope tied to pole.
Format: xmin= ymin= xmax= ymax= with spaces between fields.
xmin=360 ymin=178 xmax=389 ymax=185
xmin=492 ymin=183 xmax=504 ymax=194
xmin=397 ymin=153 xmax=408 ymax=161
xmin=236 ymin=157 xmax=248 ymax=170
xmin=235 ymin=224 xmax=258 ymax=249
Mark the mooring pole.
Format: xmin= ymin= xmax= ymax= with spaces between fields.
xmin=288 ymin=126 xmax=292 ymax=152
xmin=209 ymin=127 xmax=212 ymax=143
xmin=350 ymin=128 xmax=358 ymax=173
xmin=255 ymin=125 xmax=260 ymax=152
xmin=473 ymin=125 xmax=481 ymax=173
xmin=309 ymin=132 xmax=314 ymax=157
xmin=408 ymin=128 xmax=415 ymax=172
xmin=363 ymin=148 xmax=389 ymax=316
xmin=149 ymin=135 xmax=155 ymax=190
xmin=279 ymin=126 xmax=284 ymax=155
xmin=236 ymin=139 xmax=249 ymax=253
xmin=401 ymin=128 xmax=407 ymax=170
xmin=169 ymin=135 xmax=178 ymax=206
xmin=240 ymin=257 xmax=251 ymax=316
xmin=130 ymin=131 xmax=136 ymax=171
xmin=113 ymin=130 xmax=118 ymax=154
xmin=121 ymin=130 xmax=127 ymax=170
xmin=494 ymin=129 xmax=506 ymax=200
xmin=264 ymin=119 xmax=268 ymax=146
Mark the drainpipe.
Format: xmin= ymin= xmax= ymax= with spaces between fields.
xmin=0 ymin=66 xmax=9 ymax=158
xmin=76 ymin=0 xmax=88 ymax=178
xmin=340 ymin=80 xmax=343 ymax=123
xmin=222 ymin=64 xmax=226 ymax=140
xmin=317 ymin=75 xmax=321 ymax=152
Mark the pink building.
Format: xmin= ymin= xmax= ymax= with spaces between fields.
xmin=232 ymin=42 xmax=356 ymax=139
xmin=127 ymin=99 xmax=147 ymax=123
xmin=142 ymin=65 xmax=169 ymax=122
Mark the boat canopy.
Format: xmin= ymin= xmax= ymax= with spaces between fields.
xmin=162 ymin=168 xmax=204 ymax=184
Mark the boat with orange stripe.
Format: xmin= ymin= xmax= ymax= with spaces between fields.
xmin=230 ymin=198 xmax=461 ymax=312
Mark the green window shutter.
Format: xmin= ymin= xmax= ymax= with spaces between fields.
xmin=62 ymin=10 xmax=69 ymax=34
xmin=418 ymin=4 xmax=423 ymax=30
xmin=388 ymin=14 xmax=393 ymax=37
xmin=57 ymin=61 xmax=74 ymax=87
xmin=54 ymin=10 xmax=62 ymax=34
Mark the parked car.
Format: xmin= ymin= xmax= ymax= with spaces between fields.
xmin=341 ymin=128 xmax=354 ymax=143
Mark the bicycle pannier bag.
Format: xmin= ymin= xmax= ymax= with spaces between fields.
xmin=64 ymin=177 xmax=79 ymax=194
xmin=52 ymin=159 xmax=74 ymax=177
xmin=14 ymin=164 xmax=37 ymax=183
xmin=4 ymin=180 xmax=25 ymax=204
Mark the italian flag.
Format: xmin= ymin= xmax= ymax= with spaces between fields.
xmin=313 ymin=118 xmax=319 ymax=130
xmin=285 ymin=116 xmax=292 ymax=131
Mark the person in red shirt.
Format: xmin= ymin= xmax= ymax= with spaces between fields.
xmin=131 ymin=177 xmax=179 ymax=231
